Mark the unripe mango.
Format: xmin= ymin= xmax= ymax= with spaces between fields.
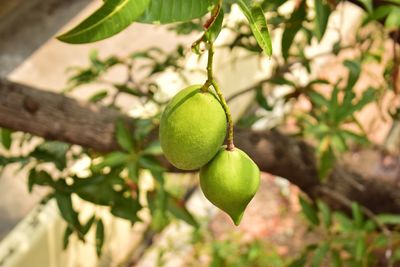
xmin=200 ymin=147 xmax=260 ymax=225
xmin=159 ymin=85 xmax=227 ymax=170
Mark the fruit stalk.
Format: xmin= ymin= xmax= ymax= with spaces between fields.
xmin=204 ymin=41 xmax=235 ymax=151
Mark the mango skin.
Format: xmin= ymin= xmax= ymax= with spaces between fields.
xmin=200 ymin=147 xmax=260 ymax=225
xmin=159 ymin=85 xmax=227 ymax=170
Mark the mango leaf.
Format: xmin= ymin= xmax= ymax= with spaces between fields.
xmin=142 ymin=141 xmax=163 ymax=155
xmin=385 ymin=7 xmax=400 ymax=29
xmin=376 ymin=214 xmax=400 ymax=225
xmin=334 ymin=212 xmax=354 ymax=232
xmin=0 ymin=128 xmax=12 ymax=150
xmin=140 ymin=0 xmax=214 ymax=24
xmin=57 ymin=0 xmax=151 ymax=44
xmin=89 ymin=90 xmax=108 ymax=103
xmin=318 ymin=140 xmax=335 ymax=179
xmin=55 ymin=193 xmax=80 ymax=230
xmin=139 ymin=155 xmax=165 ymax=172
xmin=63 ymin=226 xmax=73 ymax=249
xmin=82 ymin=215 xmax=96 ymax=235
xmin=337 ymin=87 xmax=376 ymax=122
xmin=237 ymin=114 xmax=263 ymax=128
xmin=205 ymin=8 xmax=224 ymax=42
xmin=95 ymin=219 xmax=105 ymax=257
xmin=363 ymin=5 xmax=393 ymax=25
xmin=167 ymin=194 xmax=199 ymax=227
xmin=269 ymin=76 xmax=296 ymax=86
xmin=111 ymin=196 xmax=141 ymax=222
xmin=317 ymin=200 xmax=331 ymax=228
xmin=331 ymin=250 xmax=342 ymax=267
xmin=28 ymin=169 xmax=53 ymax=192
xmin=314 ymin=0 xmax=331 ymax=41
xmin=116 ymin=120 xmax=134 ymax=152
xmin=237 ymin=0 xmax=273 ymax=56
xmin=74 ymin=175 xmax=118 ymax=206
xmin=355 ymin=236 xmax=366 ymax=261
xmin=358 ymin=0 xmax=373 ymax=13
xmin=344 ymin=60 xmax=361 ymax=92
xmin=340 ymin=130 xmax=369 ymax=145
xmin=351 ymin=202 xmax=364 ymax=228
xmin=308 ymin=91 xmax=329 ymax=107
xmin=281 ymin=0 xmax=306 ymax=60
xmin=299 ymin=196 xmax=320 ymax=226
xmin=93 ymin=151 xmax=129 ymax=171
xmin=256 ymin=88 xmax=273 ymax=110
xmin=127 ymin=161 xmax=139 ymax=182
xmin=30 ymin=141 xmax=70 ymax=170
xmin=311 ymin=243 xmax=329 ymax=267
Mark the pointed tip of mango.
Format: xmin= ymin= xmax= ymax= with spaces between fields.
xmin=229 ymin=211 xmax=244 ymax=226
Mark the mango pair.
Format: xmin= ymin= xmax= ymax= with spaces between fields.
xmin=159 ymin=85 xmax=260 ymax=225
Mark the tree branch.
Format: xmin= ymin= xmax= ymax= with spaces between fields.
xmin=1 ymin=79 xmax=400 ymax=214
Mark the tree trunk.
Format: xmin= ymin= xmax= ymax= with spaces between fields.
xmin=1 ymin=78 xmax=400 ymax=214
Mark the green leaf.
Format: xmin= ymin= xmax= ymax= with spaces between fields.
xmin=331 ymin=133 xmax=348 ymax=152
xmin=237 ymin=0 xmax=273 ymax=56
xmin=82 ymin=215 xmax=96 ymax=235
xmin=139 ymin=155 xmax=165 ymax=172
xmin=269 ymin=76 xmax=296 ymax=86
xmin=94 ymin=152 xmax=129 ymax=171
xmin=299 ymin=196 xmax=320 ymax=226
xmin=256 ymin=88 xmax=273 ymax=110
xmin=337 ymin=87 xmax=376 ymax=122
xmin=317 ymin=200 xmax=331 ymax=228
xmin=167 ymin=195 xmax=198 ymax=227
xmin=55 ymin=193 xmax=80 ymax=230
xmin=288 ymin=255 xmax=307 ymax=267
xmin=74 ymin=174 xmax=119 ymax=206
xmin=318 ymin=141 xmax=335 ymax=179
xmin=281 ymin=0 xmax=306 ymax=60
xmin=355 ymin=236 xmax=366 ymax=261
xmin=363 ymin=5 xmax=393 ymax=25
xmin=351 ymin=202 xmax=364 ymax=228
xmin=372 ymin=234 xmax=389 ymax=248
xmin=385 ymin=7 xmax=400 ymax=29
xmin=314 ymin=0 xmax=331 ymax=41
xmin=343 ymin=60 xmax=361 ymax=92
xmin=358 ymin=0 xmax=373 ymax=13
xmin=334 ymin=212 xmax=353 ymax=231
xmin=0 ymin=128 xmax=12 ymax=150
xmin=308 ymin=91 xmax=329 ymax=107
xmin=57 ymin=0 xmax=151 ymax=44
xmin=237 ymin=114 xmax=263 ymax=128
xmin=89 ymin=90 xmax=108 ymax=103
xmin=331 ymin=250 xmax=342 ymax=267
xmin=311 ymin=243 xmax=329 ymax=267
xmin=63 ymin=226 xmax=73 ymax=250
xmin=30 ymin=141 xmax=70 ymax=170
xmin=340 ymin=130 xmax=369 ymax=145
xmin=111 ymin=196 xmax=141 ymax=222
xmin=205 ymin=8 xmax=224 ymax=42
xmin=116 ymin=120 xmax=134 ymax=152
xmin=142 ymin=141 xmax=163 ymax=155
xmin=95 ymin=219 xmax=105 ymax=257
xmin=28 ymin=169 xmax=53 ymax=192
xmin=127 ymin=161 xmax=139 ymax=182
xmin=140 ymin=0 xmax=214 ymax=24
xmin=376 ymin=214 xmax=400 ymax=225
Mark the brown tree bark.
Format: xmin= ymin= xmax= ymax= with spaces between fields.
xmin=1 ymin=78 xmax=400 ymax=214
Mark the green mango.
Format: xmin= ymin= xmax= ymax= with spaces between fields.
xmin=200 ymin=147 xmax=260 ymax=225
xmin=159 ymin=85 xmax=227 ymax=170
